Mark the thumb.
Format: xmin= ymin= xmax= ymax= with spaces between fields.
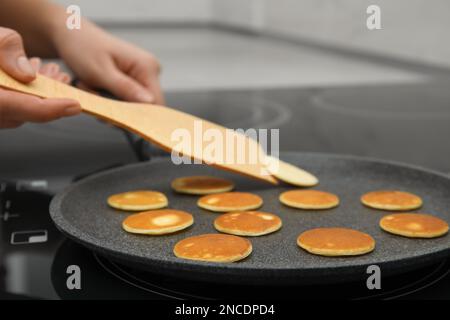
xmin=0 ymin=28 xmax=36 ymax=83
xmin=99 ymin=67 xmax=155 ymax=103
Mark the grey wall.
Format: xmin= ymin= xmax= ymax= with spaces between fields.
xmin=212 ymin=0 xmax=265 ymax=30
xmin=212 ymin=0 xmax=450 ymax=68
xmin=53 ymin=0 xmax=450 ymax=68
xmin=54 ymin=0 xmax=212 ymax=23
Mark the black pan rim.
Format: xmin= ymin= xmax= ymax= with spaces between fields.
xmin=50 ymin=151 xmax=450 ymax=278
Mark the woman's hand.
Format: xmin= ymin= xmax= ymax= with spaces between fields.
xmin=0 ymin=27 xmax=81 ymax=129
xmin=52 ymin=21 xmax=164 ymax=105
xmin=0 ymin=1 xmax=164 ymax=105
xmin=30 ymin=57 xmax=72 ymax=84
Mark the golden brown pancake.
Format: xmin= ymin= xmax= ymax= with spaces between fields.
xmin=361 ymin=190 xmax=422 ymax=211
xmin=107 ymin=190 xmax=168 ymax=211
xmin=122 ymin=209 xmax=193 ymax=235
xmin=214 ymin=211 xmax=282 ymax=236
xmin=173 ymin=233 xmax=252 ymax=262
xmin=380 ymin=213 xmax=449 ymax=238
xmin=265 ymin=156 xmax=318 ymax=187
xmin=171 ymin=176 xmax=234 ymax=195
xmin=197 ymin=192 xmax=263 ymax=212
xmin=279 ymin=190 xmax=339 ymax=210
xmin=297 ymin=228 xmax=375 ymax=256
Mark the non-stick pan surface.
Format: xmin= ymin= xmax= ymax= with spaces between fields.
xmin=50 ymin=153 xmax=450 ymax=285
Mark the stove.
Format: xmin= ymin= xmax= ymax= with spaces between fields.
xmin=1 ymin=82 xmax=450 ymax=300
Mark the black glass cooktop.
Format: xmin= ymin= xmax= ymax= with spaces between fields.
xmin=1 ymin=82 xmax=450 ymax=299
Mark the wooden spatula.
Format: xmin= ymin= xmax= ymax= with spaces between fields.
xmin=0 ymin=69 xmax=277 ymax=184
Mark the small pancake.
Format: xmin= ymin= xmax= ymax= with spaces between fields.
xmin=122 ymin=209 xmax=193 ymax=235
xmin=173 ymin=233 xmax=252 ymax=262
xmin=197 ymin=192 xmax=263 ymax=212
xmin=214 ymin=211 xmax=282 ymax=236
xmin=171 ymin=176 xmax=234 ymax=195
xmin=279 ymin=190 xmax=339 ymax=210
xmin=107 ymin=190 xmax=168 ymax=211
xmin=297 ymin=228 xmax=375 ymax=256
xmin=361 ymin=190 xmax=422 ymax=211
xmin=266 ymin=156 xmax=318 ymax=187
xmin=380 ymin=213 xmax=449 ymax=238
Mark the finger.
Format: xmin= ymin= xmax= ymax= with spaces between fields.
xmin=0 ymin=27 xmax=36 ymax=82
xmin=29 ymin=57 xmax=42 ymax=73
xmin=39 ymin=62 xmax=60 ymax=78
xmin=148 ymin=74 xmax=165 ymax=105
xmin=134 ymin=70 xmax=164 ymax=105
xmin=56 ymin=72 xmax=72 ymax=84
xmin=128 ymin=58 xmax=164 ymax=105
xmin=0 ymin=89 xmax=81 ymax=124
xmin=99 ymin=65 xmax=155 ymax=103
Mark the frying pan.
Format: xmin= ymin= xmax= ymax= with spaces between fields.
xmin=50 ymin=152 xmax=450 ymax=285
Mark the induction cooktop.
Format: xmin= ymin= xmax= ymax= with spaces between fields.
xmin=1 ymin=83 xmax=450 ymax=299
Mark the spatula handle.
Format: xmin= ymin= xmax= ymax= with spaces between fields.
xmin=0 ymin=68 xmax=136 ymax=118
xmin=0 ymin=68 xmax=278 ymax=184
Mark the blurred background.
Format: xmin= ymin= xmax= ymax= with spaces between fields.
xmin=54 ymin=0 xmax=450 ymax=90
